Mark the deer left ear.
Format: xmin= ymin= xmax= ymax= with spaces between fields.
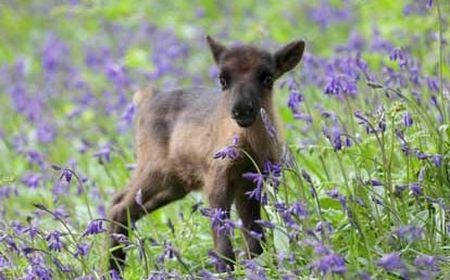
xmin=274 ymin=40 xmax=305 ymax=78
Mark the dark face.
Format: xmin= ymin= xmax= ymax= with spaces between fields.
xmin=207 ymin=36 xmax=305 ymax=128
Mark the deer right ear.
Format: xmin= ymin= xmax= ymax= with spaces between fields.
xmin=206 ymin=35 xmax=227 ymax=64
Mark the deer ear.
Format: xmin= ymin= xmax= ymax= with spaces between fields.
xmin=274 ymin=40 xmax=305 ymax=77
xmin=206 ymin=35 xmax=227 ymax=64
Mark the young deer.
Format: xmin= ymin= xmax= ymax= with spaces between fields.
xmin=108 ymin=36 xmax=305 ymax=273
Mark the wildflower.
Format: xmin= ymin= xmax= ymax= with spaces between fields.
xmin=93 ymin=145 xmax=111 ymax=164
xmin=36 ymin=123 xmax=57 ymax=144
xmin=0 ymin=255 xmax=11 ymax=268
xmin=1 ymin=235 xmax=18 ymax=252
xmin=110 ymin=269 xmax=121 ymax=280
xmin=24 ymin=253 xmax=52 ymax=280
xmin=52 ymin=257 xmax=71 ymax=273
xmin=403 ymin=112 xmax=413 ymax=127
xmin=394 ymin=225 xmax=423 ymax=242
xmin=213 ymin=135 xmax=239 ymax=160
xmin=74 ymin=243 xmax=90 ymax=257
xmin=255 ymin=219 xmax=275 ymax=229
xmin=242 ymin=259 xmax=267 ymax=280
xmin=202 ymin=208 xmax=235 ymax=236
xmin=309 ymin=252 xmax=346 ymax=275
xmin=410 ymin=183 xmax=422 ymax=196
xmin=118 ymin=103 xmax=136 ymax=133
xmin=414 ymin=254 xmax=439 ymax=270
xmin=394 ymin=184 xmax=408 ymax=197
xmin=389 ymin=48 xmax=408 ymax=68
xmin=198 ymin=270 xmax=220 ymax=280
xmin=82 ymin=220 xmax=106 ymax=236
xmin=207 ymin=250 xmax=230 ymax=272
xmin=315 ymin=221 xmax=334 ymax=235
xmin=426 ymin=0 xmax=433 ymax=8
xmin=21 ymin=172 xmax=42 ymax=189
xmin=46 ymin=230 xmax=63 ymax=252
xmin=377 ymin=253 xmax=405 ymax=270
xmin=23 ymin=223 xmax=40 ymax=240
xmin=26 ymin=150 xmax=45 ymax=168
xmin=290 ymin=201 xmax=309 ymax=218
xmin=430 ymin=154 xmax=442 ymax=167
xmin=260 ymin=108 xmax=277 ymax=139
xmin=370 ymin=179 xmax=383 ymax=187
xmin=427 ymin=77 xmax=439 ymax=92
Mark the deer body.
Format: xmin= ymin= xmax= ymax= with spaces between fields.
xmin=108 ymin=37 xmax=305 ymax=273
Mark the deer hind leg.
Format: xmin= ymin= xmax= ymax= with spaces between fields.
xmin=107 ymin=166 xmax=188 ymax=273
xmin=235 ymin=189 xmax=264 ymax=258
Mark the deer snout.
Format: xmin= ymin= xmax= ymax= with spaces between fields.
xmin=231 ymin=102 xmax=258 ymax=127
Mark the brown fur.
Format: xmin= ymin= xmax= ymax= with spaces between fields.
xmin=107 ymin=36 xmax=305 ymax=273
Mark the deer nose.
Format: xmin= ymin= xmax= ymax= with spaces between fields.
xmin=231 ymin=103 xmax=255 ymax=119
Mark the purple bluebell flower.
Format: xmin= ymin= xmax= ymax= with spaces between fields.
xmin=52 ymin=257 xmax=71 ymax=273
xmin=118 ymin=103 xmax=136 ymax=133
xmin=41 ymin=33 xmax=70 ymax=75
xmin=389 ymin=48 xmax=408 ymax=68
xmin=416 ymin=150 xmax=429 ymax=160
xmin=93 ymin=145 xmax=111 ymax=164
xmin=394 ymin=225 xmax=423 ymax=242
xmin=58 ymin=168 xmax=72 ymax=183
xmin=74 ymin=243 xmax=90 ymax=257
xmin=110 ymin=269 xmax=121 ymax=280
xmin=1 ymin=235 xmax=18 ymax=252
xmin=403 ymin=112 xmax=413 ymax=127
xmin=309 ymin=252 xmax=346 ymax=275
xmin=414 ymin=254 xmax=439 ymax=270
xmin=287 ymin=89 xmax=303 ymax=113
xmin=24 ymin=253 xmax=52 ymax=280
xmin=290 ymin=201 xmax=309 ymax=218
xmin=427 ymin=77 xmax=439 ymax=92
xmin=430 ymin=154 xmax=442 ymax=167
xmin=242 ymin=259 xmax=267 ymax=280
xmin=426 ymin=0 xmax=433 ymax=8
xmin=46 ymin=230 xmax=63 ymax=252
xmin=202 ymin=208 xmax=235 ymax=236
xmin=395 ymin=184 xmax=408 ymax=197
xmin=21 ymin=172 xmax=42 ymax=189
xmin=26 ymin=150 xmax=45 ymax=168
xmin=255 ymin=219 xmax=275 ymax=229
xmin=213 ymin=135 xmax=239 ymax=160
xmin=245 ymin=181 xmax=267 ymax=205
xmin=36 ymin=123 xmax=57 ymax=144
xmin=275 ymin=202 xmax=299 ymax=229
xmin=326 ymin=188 xmax=340 ymax=199
xmin=377 ymin=253 xmax=405 ymax=270
xmin=315 ymin=221 xmax=334 ymax=235
xmin=105 ymin=62 xmax=129 ymax=88
xmin=370 ymin=179 xmax=383 ymax=187
xmin=198 ymin=270 xmax=220 ymax=280
xmin=82 ymin=220 xmax=106 ymax=236
xmin=207 ymin=250 xmax=230 ymax=272
xmin=410 ymin=183 xmax=422 ymax=197
xmin=0 ymin=255 xmax=11 ymax=268
xmin=260 ymin=108 xmax=277 ymax=139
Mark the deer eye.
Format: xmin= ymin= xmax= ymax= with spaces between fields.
xmin=218 ymin=73 xmax=229 ymax=90
xmin=261 ymin=74 xmax=273 ymax=87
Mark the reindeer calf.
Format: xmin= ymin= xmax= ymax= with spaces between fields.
xmin=108 ymin=36 xmax=305 ymax=273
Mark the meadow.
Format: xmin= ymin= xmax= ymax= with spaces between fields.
xmin=0 ymin=0 xmax=449 ymax=279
